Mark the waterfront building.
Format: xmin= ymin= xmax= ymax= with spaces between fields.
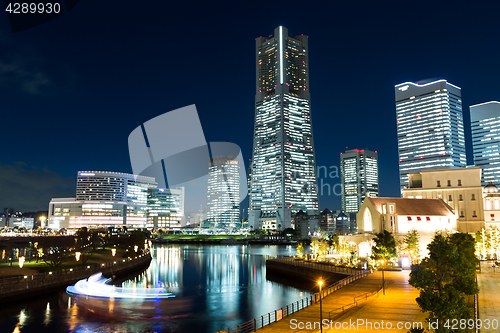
xmin=249 ymin=26 xmax=319 ymax=231
xmin=147 ymin=187 xmax=185 ymax=229
xmin=355 ymin=197 xmax=456 ymax=256
xmin=395 ymin=80 xmax=466 ymax=191
xmin=319 ymin=208 xmax=335 ymax=235
xmin=48 ymin=171 xmax=159 ymax=229
xmin=206 ymin=155 xmax=240 ymax=230
xmin=470 ymin=101 xmax=500 ymax=185
xmin=402 ymin=167 xmax=484 ymax=233
xmin=340 ymin=149 xmax=378 ymax=225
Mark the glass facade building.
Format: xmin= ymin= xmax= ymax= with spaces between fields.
xmin=147 ymin=187 xmax=184 ymax=229
xmin=248 ymin=26 xmax=319 ymax=231
xmin=395 ymin=80 xmax=466 ymax=191
xmin=49 ymin=171 xmax=184 ymax=229
xmin=470 ymin=101 xmax=500 ymax=185
xmin=207 ymin=155 xmax=240 ymax=230
xmin=341 ymin=149 xmax=379 ymax=215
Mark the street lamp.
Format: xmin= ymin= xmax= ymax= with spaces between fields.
xmin=19 ymin=256 xmax=25 ymax=275
xmin=380 ymin=259 xmax=385 ymax=295
xmin=318 ymin=280 xmax=324 ymax=333
xmin=134 ymin=245 xmax=138 ymax=253
xmin=75 ymin=252 xmax=81 ymax=261
xmin=111 ymin=248 xmax=116 ymax=257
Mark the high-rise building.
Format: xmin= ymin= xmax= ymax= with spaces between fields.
xmin=49 ymin=171 xmax=160 ymax=229
xmin=248 ymin=26 xmax=319 ymax=231
xmin=395 ymin=80 xmax=466 ymax=191
xmin=206 ymin=155 xmax=240 ymax=230
xmin=341 ymin=149 xmax=379 ymax=217
xmin=147 ymin=187 xmax=184 ymax=229
xmin=470 ymin=101 xmax=500 ymax=185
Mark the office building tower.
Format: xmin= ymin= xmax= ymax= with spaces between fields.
xmin=147 ymin=187 xmax=184 ymax=229
xmin=49 ymin=171 xmax=157 ymax=229
xmin=470 ymin=101 xmax=500 ymax=185
xmin=248 ymin=26 xmax=319 ymax=231
xmin=207 ymin=155 xmax=240 ymax=230
xmin=341 ymin=149 xmax=379 ymax=214
xmin=395 ymin=80 xmax=466 ymax=191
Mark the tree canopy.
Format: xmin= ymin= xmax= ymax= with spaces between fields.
xmin=409 ymin=232 xmax=478 ymax=333
xmin=371 ymin=230 xmax=397 ymax=262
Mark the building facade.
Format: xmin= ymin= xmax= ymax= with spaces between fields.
xmin=341 ymin=149 xmax=378 ymax=215
xmin=206 ymin=155 xmax=240 ymax=231
xmin=249 ymin=26 xmax=319 ymax=231
xmin=147 ymin=187 xmax=184 ymax=229
xmin=48 ymin=171 xmax=188 ymax=229
xmin=470 ymin=101 xmax=500 ymax=186
xmin=402 ymin=167 xmax=484 ymax=233
xmin=395 ymin=80 xmax=466 ymax=191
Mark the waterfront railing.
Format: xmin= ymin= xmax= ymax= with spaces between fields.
xmin=269 ymin=257 xmax=361 ymax=274
xmin=215 ymin=267 xmax=370 ymax=333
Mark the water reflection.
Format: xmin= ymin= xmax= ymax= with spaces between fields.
xmin=0 ymin=244 xmax=308 ymax=333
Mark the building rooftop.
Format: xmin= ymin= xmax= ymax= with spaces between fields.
xmin=368 ymin=197 xmax=454 ymax=216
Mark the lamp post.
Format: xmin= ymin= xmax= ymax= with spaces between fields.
xmin=134 ymin=245 xmax=138 ymax=253
xmin=19 ymin=256 xmax=25 ymax=275
xmin=111 ymin=248 xmax=116 ymax=257
xmin=318 ymin=280 xmax=324 ymax=333
xmin=75 ymin=252 xmax=81 ymax=261
xmin=380 ymin=259 xmax=385 ymax=295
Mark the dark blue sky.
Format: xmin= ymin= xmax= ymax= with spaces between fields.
xmin=1 ymin=0 xmax=499 ymax=211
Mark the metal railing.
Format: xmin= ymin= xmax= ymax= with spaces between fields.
xmin=215 ymin=268 xmax=370 ymax=333
xmin=0 ymin=251 xmax=151 ymax=295
xmin=269 ymin=257 xmax=361 ymax=275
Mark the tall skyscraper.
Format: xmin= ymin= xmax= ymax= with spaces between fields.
xmin=341 ymin=149 xmax=379 ymax=222
xmin=248 ymin=26 xmax=319 ymax=231
xmin=395 ymin=80 xmax=466 ymax=191
xmin=147 ymin=187 xmax=185 ymax=229
xmin=471 ymin=101 xmax=500 ymax=185
xmin=207 ymin=155 xmax=240 ymax=230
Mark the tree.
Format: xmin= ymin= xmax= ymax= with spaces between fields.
xmin=310 ymin=238 xmax=320 ymax=259
xmin=371 ymin=230 xmax=397 ymax=263
xmin=409 ymin=232 xmax=478 ymax=333
xmin=37 ymin=237 xmax=74 ymax=268
xmin=296 ymin=243 xmax=304 ymax=258
xmin=475 ymin=226 xmax=500 ymax=260
xmin=404 ymin=229 xmax=421 ymax=263
xmin=318 ymin=240 xmax=328 ymax=260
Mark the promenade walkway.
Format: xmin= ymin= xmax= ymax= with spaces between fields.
xmin=257 ymin=271 xmax=426 ymax=333
xmin=477 ymin=272 xmax=500 ymax=333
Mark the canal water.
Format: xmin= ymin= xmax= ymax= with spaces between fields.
xmin=0 ymin=244 xmax=312 ymax=333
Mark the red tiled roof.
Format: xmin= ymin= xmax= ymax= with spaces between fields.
xmin=367 ymin=197 xmax=454 ymax=216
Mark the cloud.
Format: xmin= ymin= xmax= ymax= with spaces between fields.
xmin=0 ymin=162 xmax=75 ymax=212
xmin=0 ymin=54 xmax=53 ymax=95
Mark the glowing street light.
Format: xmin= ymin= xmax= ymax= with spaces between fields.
xmin=19 ymin=256 xmax=25 ymax=275
xmin=380 ymin=259 xmax=386 ymax=295
xmin=134 ymin=245 xmax=138 ymax=253
xmin=75 ymin=252 xmax=81 ymax=261
xmin=318 ymin=280 xmax=324 ymax=333
xmin=111 ymin=248 xmax=116 ymax=257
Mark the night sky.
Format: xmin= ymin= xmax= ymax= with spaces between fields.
xmin=1 ymin=1 xmax=499 ymax=212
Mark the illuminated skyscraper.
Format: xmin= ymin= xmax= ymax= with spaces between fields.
xmin=249 ymin=26 xmax=319 ymax=231
xmin=207 ymin=155 xmax=240 ymax=230
xmin=147 ymin=187 xmax=184 ymax=229
xmin=395 ymin=80 xmax=466 ymax=191
xmin=341 ymin=149 xmax=378 ymax=227
xmin=470 ymin=101 xmax=500 ymax=185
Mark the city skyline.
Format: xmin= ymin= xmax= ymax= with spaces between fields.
xmin=1 ymin=2 xmax=500 ymax=212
